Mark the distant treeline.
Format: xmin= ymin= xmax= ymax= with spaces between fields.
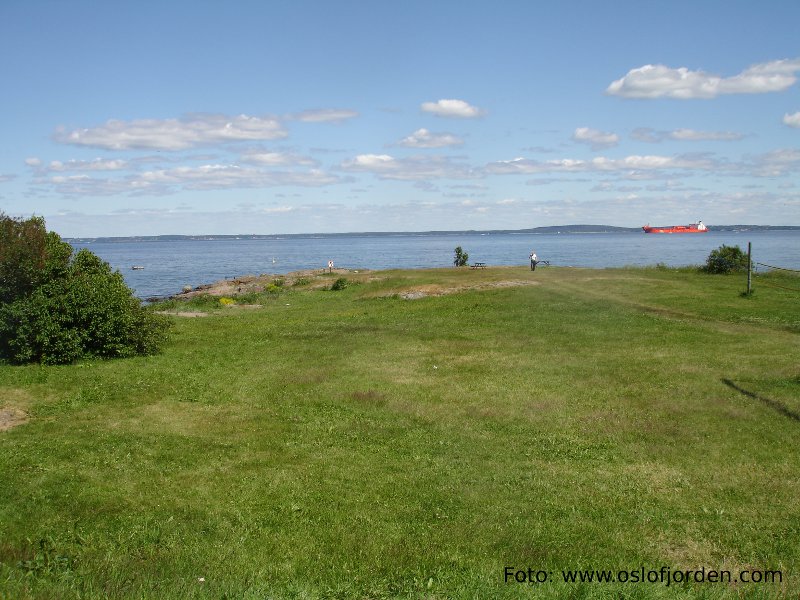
xmin=66 ymin=224 xmax=800 ymax=244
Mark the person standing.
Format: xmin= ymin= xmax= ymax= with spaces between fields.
xmin=529 ymin=251 xmax=538 ymax=271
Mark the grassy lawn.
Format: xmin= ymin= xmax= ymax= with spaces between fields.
xmin=1 ymin=266 xmax=798 ymax=599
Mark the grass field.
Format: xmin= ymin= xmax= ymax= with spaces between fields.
xmin=1 ymin=266 xmax=798 ymax=599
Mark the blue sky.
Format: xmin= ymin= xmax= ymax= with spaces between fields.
xmin=1 ymin=0 xmax=799 ymax=236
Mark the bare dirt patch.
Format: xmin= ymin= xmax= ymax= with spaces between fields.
xmin=0 ymin=389 xmax=33 ymax=432
xmin=394 ymin=279 xmax=540 ymax=300
xmin=0 ymin=407 xmax=28 ymax=432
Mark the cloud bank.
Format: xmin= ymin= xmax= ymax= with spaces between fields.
xmin=632 ymin=128 xmax=745 ymax=142
xmin=607 ymin=58 xmax=800 ymax=99
xmin=340 ymin=154 xmax=479 ymax=180
xmin=54 ymin=114 xmax=288 ymax=151
xmin=486 ymin=154 xmax=719 ymax=174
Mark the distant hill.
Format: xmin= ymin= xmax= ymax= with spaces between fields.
xmin=65 ymin=224 xmax=799 ymax=243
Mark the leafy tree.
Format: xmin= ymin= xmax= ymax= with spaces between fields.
xmin=0 ymin=215 xmax=46 ymax=303
xmin=453 ymin=246 xmax=469 ymax=267
xmin=703 ymin=244 xmax=749 ymax=274
xmin=0 ymin=213 xmax=169 ymax=364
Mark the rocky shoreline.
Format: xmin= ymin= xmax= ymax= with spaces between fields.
xmin=148 ymin=268 xmax=367 ymax=302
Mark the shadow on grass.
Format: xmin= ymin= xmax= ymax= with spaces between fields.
xmin=722 ymin=378 xmax=800 ymax=423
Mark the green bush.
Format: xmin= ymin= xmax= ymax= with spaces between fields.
xmin=703 ymin=244 xmax=749 ymax=274
xmin=330 ymin=277 xmax=349 ymax=291
xmin=0 ymin=214 xmax=170 ymax=365
xmin=234 ymin=291 xmax=264 ymax=304
xmin=453 ymin=246 xmax=469 ymax=267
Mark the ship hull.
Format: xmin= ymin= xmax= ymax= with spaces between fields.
xmin=642 ymin=224 xmax=708 ymax=234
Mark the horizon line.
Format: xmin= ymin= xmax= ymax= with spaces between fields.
xmin=63 ymin=223 xmax=800 ymax=241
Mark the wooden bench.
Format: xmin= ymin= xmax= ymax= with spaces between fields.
xmin=470 ymin=262 xmax=487 ymax=269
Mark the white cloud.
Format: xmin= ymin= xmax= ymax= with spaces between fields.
xmin=634 ymin=128 xmax=744 ymax=142
xmin=239 ymin=149 xmax=318 ymax=167
xmin=53 ymin=114 xmax=287 ymax=151
xmin=397 ymin=128 xmax=464 ymax=148
xmin=29 ymin=158 xmax=130 ymax=174
xmin=41 ymin=162 xmax=340 ymax=196
xmin=341 ymin=153 xmax=480 ymax=180
xmin=749 ymin=148 xmax=800 ymax=176
xmin=138 ymin=164 xmax=339 ymax=190
xmin=420 ymin=99 xmax=484 ymax=118
xmin=606 ymin=58 xmax=800 ymax=99
xmin=572 ymin=127 xmax=619 ymax=150
xmin=668 ymin=129 xmax=744 ymax=141
xmin=0 ymin=174 xmax=15 ymax=183
xmin=344 ymin=154 xmax=395 ymax=169
xmin=288 ymin=109 xmax=359 ymax=123
xmin=784 ymin=112 xmax=800 ymax=128
xmin=47 ymin=174 xmax=147 ymax=196
xmin=262 ymin=206 xmax=295 ymax=213
xmin=486 ymin=154 xmax=718 ymax=174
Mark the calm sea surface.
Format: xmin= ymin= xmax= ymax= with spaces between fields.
xmin=71 ymin=230 xmax=800 ymax=299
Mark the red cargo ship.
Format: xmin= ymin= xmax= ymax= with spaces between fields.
xmin=642 ymin=221 xmax=707 ymax=234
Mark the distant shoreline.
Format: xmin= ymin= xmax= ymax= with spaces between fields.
xmin=65 ymin=224 xmax=800 ymax=244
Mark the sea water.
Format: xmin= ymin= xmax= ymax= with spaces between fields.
xmin=71 ymin=230 xmax=800 ymax=299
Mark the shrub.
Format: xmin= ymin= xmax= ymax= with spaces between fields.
xmin=703 ymin=244 xmax=749 ymax=274
xmin=0 ymin=215 xmax=68 ymax=303
xmin=453 ymin=246 xmax=469 ymax=267
xmin=330 ymin=277 xmax=349 ymax=291
xmin=0 ymin=214 xmax=170 ymax=365
xmin=234 ymin=291 xmax=263 ymax=304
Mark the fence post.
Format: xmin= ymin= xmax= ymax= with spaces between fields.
xmin=746 ymin=242 xmax=752 ymax=295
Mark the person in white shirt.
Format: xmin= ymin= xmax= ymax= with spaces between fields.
xmin=529 ymin=251 xmax=538 ymax=271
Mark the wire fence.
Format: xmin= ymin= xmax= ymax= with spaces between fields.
xmin=752 ymin=260 xmax=800 ymax=293
xmin=754 ymin=261 xmax=800 ymax=273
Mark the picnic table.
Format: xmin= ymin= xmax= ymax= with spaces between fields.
xmin=471 ymin=262 xmax=487 ymax=269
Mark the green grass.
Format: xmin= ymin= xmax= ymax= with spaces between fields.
xmin=1 ymin=266 xmax=798 ymax=599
